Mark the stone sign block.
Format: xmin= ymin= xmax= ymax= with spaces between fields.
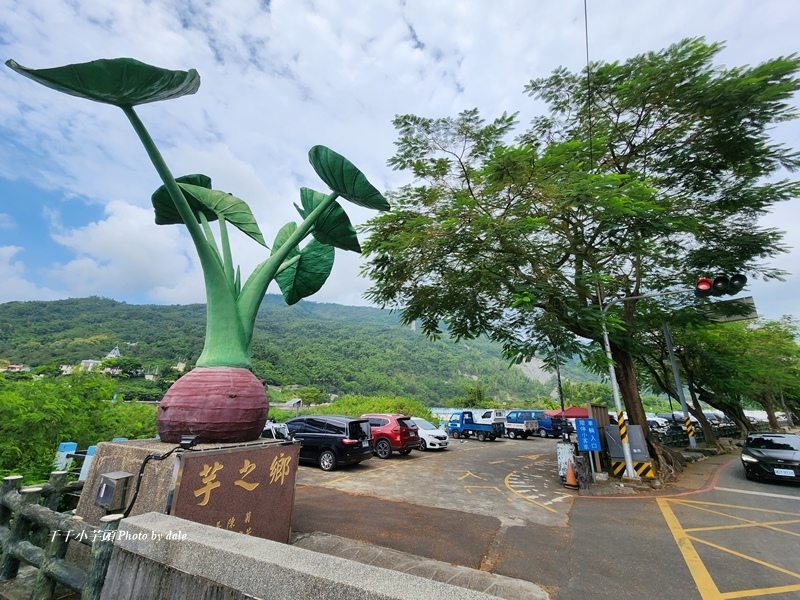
xmin=170 ymin=443 xmax=300 ymax=543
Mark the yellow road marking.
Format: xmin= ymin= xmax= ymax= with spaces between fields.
xmin=670 ymin=500 xmax=800 ymax=537
xmin=464 ymin=485 xmax=502 ymax=494
xmin=686 ymin=534 xmax=800 ymax=581
xmin=672 ymin=499 xmax=800 ymax=516
xmin=715 ymin=486 xmax=800 ymax=501
xmin=657 ymin=497 xmax=722 ymax=599
xmin=687 ymin=519 xmax=800 ymax=536
xmin=721 ymin=583 xmax=800 ymax=599
xmin=503 ymin=471 xmax=558 ymax=513
xmin=458 ymin=471 xmax=485 ymax=481
xmin=659 ymin=497 xmax=800 ymax=599
xmin=323 ymin=476 xmax=350 ymax=485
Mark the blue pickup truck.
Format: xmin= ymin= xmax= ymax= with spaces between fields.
xmin=447 ymin=410 xmax=504 ymax=442
xmin=530 ymin=410 xmax=566 ymax=438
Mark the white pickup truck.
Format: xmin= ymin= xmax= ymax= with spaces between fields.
xmin=503 ymin=409 xmax=539 ymax=439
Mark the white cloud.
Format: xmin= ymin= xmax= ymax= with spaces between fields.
xmin=44 ymin=200 xmax=199 ymax=300
xmin=0 ymin=0 xmax=798 ymax=321
xmin=0 ymin=214 xmax=15 ymax=229
xmin=0 ymin=246 xmax=65 ymax=302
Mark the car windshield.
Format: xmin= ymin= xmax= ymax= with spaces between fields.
xmin=412 ymin=419 xmax=437 ymax=430
xmin=746 ymin=435 xmax=800 ymax=451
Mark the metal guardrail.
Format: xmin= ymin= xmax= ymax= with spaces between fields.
xmin=653 ymin=422 xmax=772 ymax=446
xmin=0 ymin=472 xmax=122 ymax=600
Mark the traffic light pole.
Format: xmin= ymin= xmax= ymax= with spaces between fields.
xmin=662 ymin=321 xmax=697 ymax=448
xmin=599 ymin=289 xmax=689 ymax=480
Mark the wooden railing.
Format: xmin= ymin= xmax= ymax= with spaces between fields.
xmin=0 ymin=472 xmax=122 ymax=600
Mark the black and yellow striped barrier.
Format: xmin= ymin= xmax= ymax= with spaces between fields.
xmin=612 ymin=460 xmax=656 ymax=479
xmin=617 ymin=411 xmax=628 ymax=444
xmin=684 ymin=416 xmax=695 ymax=440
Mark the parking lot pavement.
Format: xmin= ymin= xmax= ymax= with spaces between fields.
xmin=294 ymin=435 xmax=575 ymax=527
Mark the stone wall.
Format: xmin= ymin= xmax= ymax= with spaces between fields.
xmin=100 ymin=513 xmax=500 ymax=600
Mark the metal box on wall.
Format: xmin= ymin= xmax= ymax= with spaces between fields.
xmin=604 ymin=425 xmax=650 ymax=461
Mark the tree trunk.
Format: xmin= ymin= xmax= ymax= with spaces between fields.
xmin=687 ymin=388 xmax=723 ymax=452
xmin=760 ymin=393 xmax=780 ymax=430
xmin=610 ymin=342 xmax=685 ymax=481
xmin=609 ymin=343 xmax=647 ymax=429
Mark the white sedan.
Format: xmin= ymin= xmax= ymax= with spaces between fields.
xmin=410 ymin=417 xmax=450 ymax=451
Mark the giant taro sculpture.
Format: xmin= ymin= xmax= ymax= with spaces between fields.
xmin=7 ymin=58 xmax=389 ymax=443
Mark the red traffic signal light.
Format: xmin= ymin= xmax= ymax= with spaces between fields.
xmin=695 ymin=277 xmax=713 ymax=298
xmin=695 ymin=274 xmax=747 ymax=298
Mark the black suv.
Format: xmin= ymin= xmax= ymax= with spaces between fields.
xmin=285 ymin=415 xmax=373 ymax=471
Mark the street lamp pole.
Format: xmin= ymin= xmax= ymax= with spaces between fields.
xmin=599 ymin=289 xmax=688 ymax=479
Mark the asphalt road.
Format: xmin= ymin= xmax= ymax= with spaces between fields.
xmin=291 ymin=435 xmax=800 ymax=600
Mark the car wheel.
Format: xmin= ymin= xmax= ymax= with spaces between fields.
xmin=419 ymin=439 xmax=428 ymax=451
xmin=508 ymin=431 xmax=517 ymax=439
xmin=451 ymin=430 xmax=460 ymax=439
xmin=375 ymin=439 xmax=392 ymax=459
xmin=318 ymin=450 xmax=337 ymax=472
xmin=539 ymin=429 xmax=548 ymax=438
xmin=476 ymin=431 xmax=486 ymax=442
xmin=399 ymin=448 xmax=412 ymax=455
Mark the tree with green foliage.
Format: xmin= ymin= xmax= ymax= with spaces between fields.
xmin=362 ymin=38 xmax=800 ymax=478
xmin=309 ymin=395 xmax=435 ymax=422
xmin=0 ymin=372 xmax=156 ymax=482
xmin=101 ymin=356 xmax=143 ymax=378
xmin=640 ymin=318 xmax=800 ymax=441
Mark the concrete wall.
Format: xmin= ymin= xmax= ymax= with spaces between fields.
xmin=101 ymin=513 xmax=501 ymax=600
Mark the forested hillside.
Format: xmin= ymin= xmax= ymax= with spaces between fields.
xmin=0 ymin=296 xmax=595 ymax=405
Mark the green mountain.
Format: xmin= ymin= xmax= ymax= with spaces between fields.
xmin=0 ymin=296 xmax=569 ymax=406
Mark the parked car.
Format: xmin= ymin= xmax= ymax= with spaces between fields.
xmin=655 ymin=412 xmax=696 ymax=430
xmin=530 ymin=410 xmax=565 ymax=438
xmin=410 ymin=417 xmax=449 ymax=451
xmin=285 ymin=415 xmax=372 ymax=472
xmin=739 ymin=432 xmax=800 ymax=483
xmin=361 ymin=413 xmax=422 ymax=459
xmin=262 ymin=420 xmax=291 ymax=440
xmin=646 ymin=417 xmax=670 ymax=434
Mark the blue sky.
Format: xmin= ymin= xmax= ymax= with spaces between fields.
xmin=1 ymin=0 xmax=799 ymax=321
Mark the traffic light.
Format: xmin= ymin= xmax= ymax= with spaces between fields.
xmin=694 ymin=274 xmax=747 ymax=297
xmin=694 ymin=277 xmax=713 ymax=298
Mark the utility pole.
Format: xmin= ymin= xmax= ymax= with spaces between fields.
xmin=599 ymin=289 xmax=688 ymax=479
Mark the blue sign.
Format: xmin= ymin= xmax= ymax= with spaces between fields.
xmin=575 ymin=418 xmax=601 ymax=451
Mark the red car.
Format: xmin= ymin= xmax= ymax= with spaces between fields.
xmin=361 ymin=413 xmax=422 ymax=459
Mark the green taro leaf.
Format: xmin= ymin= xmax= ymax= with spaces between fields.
xmin=152 ymin=174 xmax=214 ymax=225
xmin=308 ymin=145 xmax=390 ymax=211
xmin=5 ymin=58 xmax=200 ymax=107
xmin=178 ymin=184 xmax=266 ymax=247
xmin=296 ymin=187 xmax=361 ymax=252
xmin=275 ymin=238 xmax=335 ymax=305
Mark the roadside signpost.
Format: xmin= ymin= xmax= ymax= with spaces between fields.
xmin=575 ymin=418 xmax=601 ymax=482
